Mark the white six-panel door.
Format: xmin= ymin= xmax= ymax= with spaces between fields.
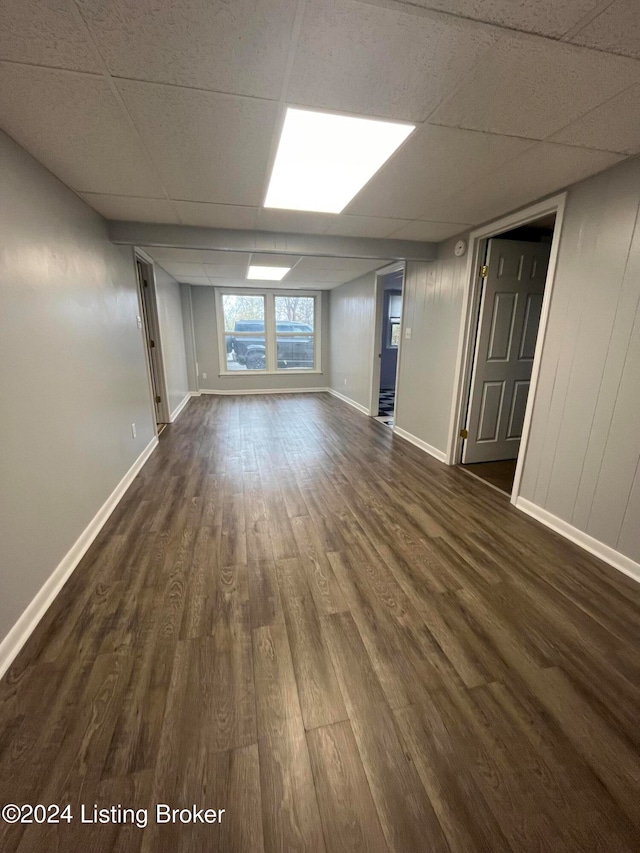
xmin=462 ymin=238 xmax=550 ymax=464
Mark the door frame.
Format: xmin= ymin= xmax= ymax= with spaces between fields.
xmin=134 ymin=248 xmax=171 ymax=430
xmin=446 ymin=193 xmax=567 ymax=504
xmin=368 ymin=261 xmax=406 ymax=417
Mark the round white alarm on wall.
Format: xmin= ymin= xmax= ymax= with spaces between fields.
xmin=454 ymin=239 xmax=467 ymax=257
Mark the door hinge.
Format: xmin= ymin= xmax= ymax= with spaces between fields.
xmin=459 ymin=428 xmax=468 ymax=439
xmin=155 ymin=395 xmax=161 ymax=404
xmin=149 ymin=339 xmax=155 ymax=348
xmin=480 ymin=265 xmax=488 ymax=278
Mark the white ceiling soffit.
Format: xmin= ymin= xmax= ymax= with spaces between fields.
xmin=0 ymin=0 xmax=637 ymax=240
xmin=141 ymin=247 xmax=390 ymax=289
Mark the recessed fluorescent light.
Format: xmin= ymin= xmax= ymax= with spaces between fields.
xmin=247 ymin=265 xmax=291 ymax=280
xmin=265 ymin=108 xmax=414 ymax=214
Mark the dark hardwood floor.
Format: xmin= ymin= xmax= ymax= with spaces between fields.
xmin=1 ymin=393 xmax=639 ymax=852
xmin=461 ymin=459 xmax=518 ymax=494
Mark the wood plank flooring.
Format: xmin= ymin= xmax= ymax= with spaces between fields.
xmin=460 ymin=459 xmax=518 ymax=494
xmin=1 ymin=393 xmax=639 ymax=852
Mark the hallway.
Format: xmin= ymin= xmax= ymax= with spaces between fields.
xmin=1 ymin=393 xmax=639 ymax=852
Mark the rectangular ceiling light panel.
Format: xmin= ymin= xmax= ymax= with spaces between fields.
xmin=247 ymin=265 xmax=291 ymax=280
xmin=265 ymin=108 xmax=414 ymax=214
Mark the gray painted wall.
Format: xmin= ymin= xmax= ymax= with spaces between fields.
xmin=190 ymin=286 xmax=330 ymax=392
xmin=328 ymin=272 xmax=376 ymax=410
xmin=180 ymin=283 xmax=199 ymax=393
xmin=520 ymin=157 xmax=640 ymax=563
xmin=154 ymin=263 xmax=189 ymax=416
xmin=0 ymin=130 xmax=155 ymax=645
xmin=395 ymin=249 xmax=467 ymax=452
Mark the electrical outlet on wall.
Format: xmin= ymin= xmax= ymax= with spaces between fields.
xmin=202 ymin=372 xmax=207 ymax=379
xmin=131 ymin=423 xmax=136 ymax=438
xmin=405 ymin=327 xmax=412 ymax=339
xmin=136 ymin=315 xmax=142 ymax=329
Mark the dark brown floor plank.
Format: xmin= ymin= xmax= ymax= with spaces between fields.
xmin=290 ymin=515 xmax=349 ymax=616
xmin=307 ymin=721 xmax=388 ymax=853
xmin=276 ymin=557 xmax=348 ymax=730
xmin=323 ymin=611 xmax=450 ymax=853
xmin=253 ymin=624 xmax=326 ymax=852
xmin=248 ymin=558 xmax=284 ymax=629
xmin=394 ymin=702 xmax=512 ymax=853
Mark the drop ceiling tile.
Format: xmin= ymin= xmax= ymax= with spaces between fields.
xmin=324 ymin=215 xmax=407 ymax=238
xmin=80 ymin=194 xmax=179 ymax=222
xmin=204 ymin=263 xmax=252 ymax=279
xmin=293 ymin=256 xmax=374 ymax=272
xmin=288 ymin=0 xmax=499 ymax=122
xmin=143 ymin=248 xmax=250 ymax=276
xmin=219 ymin=278 xmax=323 ymax=290
xmin=208 ymin=279 xmax=249 ymax=287
xmin=433 ymin=142 xmax=624 ymax=225
xmin=174 ymin=202 xmax=259 ymax=230
xmin=143 ymin=247 xmax=206 ymax=264
xmin=179 ymin=276 xmax=213 ymax=286
xmin=347 ymin=124 xmax=533 ymax=220
xmin=0 ymin=64 xmax=165 ymax=196
xmin=388 ymin=220 xmax=471 ymax=241
xmin=249 ymin=253 xmax=302 ymax=267
xmin=159 ymin=262 xmax=208 ymax=277
xmin=284 ymin=268 xmax=354 ymax=282
xmin=569 ymin=0 xmax=640 ymax=59
xmin=430 ymin=32 xmax=640 ymax=139
xmin=201 ymin=251 xmax=252 ymax=268
xmin=293 ymin=257 xmax=384 ymax=280
xmin=118 ymin=81 xmax=278 ymax=205
xmin=256 ymin=209 xmax=336 ymax=234
xmin=549 ymin=84 xmax=640 ymax=154
xmin=0 ymin=0 xmax=100 ymax=71
xmin=401 ymin=0 xmax=603 ymax=39
xmin=76 ymin=0 xmax=298 ymax=98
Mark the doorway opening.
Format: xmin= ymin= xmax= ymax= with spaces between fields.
xmin=371 ymin=266 xmax=404 ymax=428
xmin=134 ymin=253 xmax=170 ymax=433
xmin=458 ymin=212 xmax=558 ymax=496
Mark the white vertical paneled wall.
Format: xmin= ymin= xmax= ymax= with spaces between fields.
xmin=387 ymin=159 xmax=640 ymax=575
xmin=154 ymin=263 xmax=190 ymax=418
xmin=394 ymin=244 xmax=467 ymax=456
xmin=519 ymin=157 xmax=640 ymax=568
xmin=328 ymin=272 xmax=376 ymax=411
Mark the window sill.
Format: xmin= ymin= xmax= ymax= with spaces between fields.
xmin=218 ymin=369 xmax=323 ymax=377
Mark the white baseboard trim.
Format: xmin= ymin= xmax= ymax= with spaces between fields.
xmin=328 ymin=388 xmax=370 ymax=416
xmin=393 ymin=426 xmax=448 ymax=463
xmin=0 ymin=435 xmax=159 ymax=680
xmin=198 ymin=387 xmax=329 ymax=396
xmin=170 ymin=392 xmax=192 ymax=421
xmin=516 ymin=497 xmax=640 ymax=585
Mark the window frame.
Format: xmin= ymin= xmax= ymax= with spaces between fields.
xmin=215 ymin=288 xmax=322 ymax=376
xmin=387 ymin=290 xmax=402 ymax=349
xmin=388 ymin=319 xmax=401 ymax=349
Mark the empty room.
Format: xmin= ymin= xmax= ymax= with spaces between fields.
xmin=1 ymin=1 xmax=640 ymax=851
